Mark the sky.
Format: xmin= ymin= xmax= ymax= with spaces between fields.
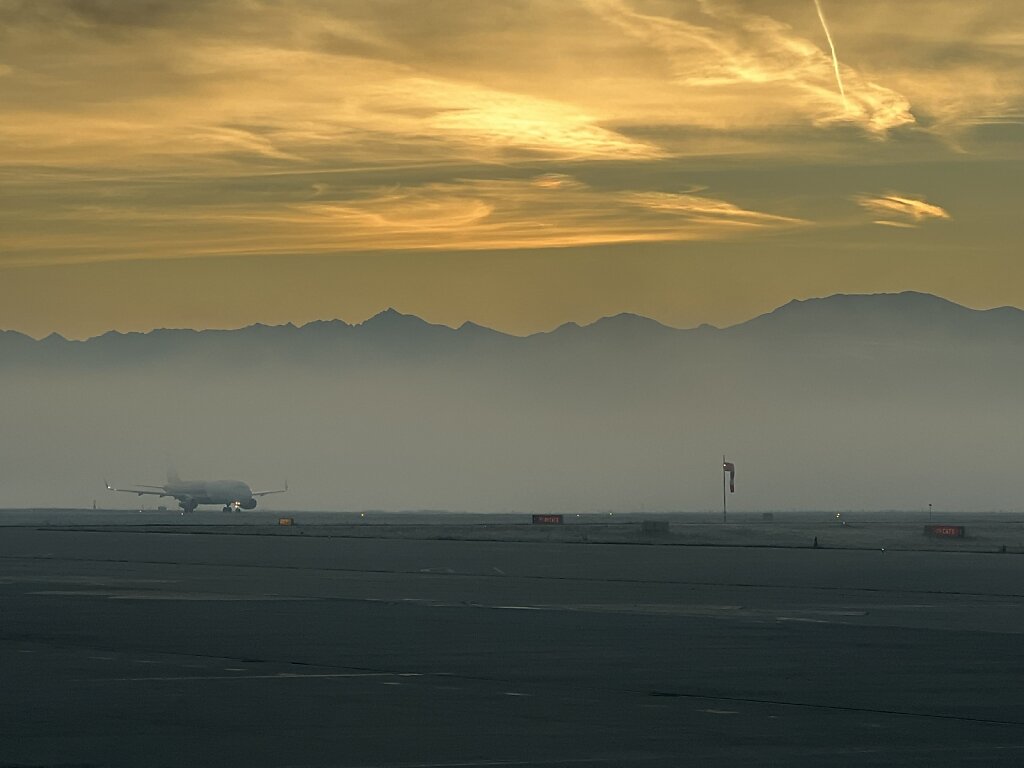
xmin=2 ymin=0 xmax=1023 ymax=339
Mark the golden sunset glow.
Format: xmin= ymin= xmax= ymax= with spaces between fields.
xmin=856 ymin=194 xmax=952 ymax=228
xmin=1 ymin=0 xmax=1022 ymax=337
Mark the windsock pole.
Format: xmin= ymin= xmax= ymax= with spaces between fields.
xmin=722 ymin=455 xmax=727 ymax=523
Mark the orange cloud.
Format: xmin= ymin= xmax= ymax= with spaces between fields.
xmin=585 ymin=0 xmax=915 ymax=135
xmin=856 ymin=193 xmax=952 ymax=227
xmin=0 ymin=175 xmax=806 ymax=267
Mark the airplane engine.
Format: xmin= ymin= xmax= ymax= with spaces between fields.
xmin=241 ymin=498 xmax=257 ymax=510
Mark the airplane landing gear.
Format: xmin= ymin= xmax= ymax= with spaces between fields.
xmin=222 ymin=505 xmax=231 ymax=513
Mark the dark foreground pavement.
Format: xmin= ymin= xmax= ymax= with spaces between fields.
xmin=2 ymin=525 xmax=1024 ymax=767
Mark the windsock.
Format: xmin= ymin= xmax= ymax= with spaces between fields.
xmin=723 ymin=461 xmax=736 ymax=493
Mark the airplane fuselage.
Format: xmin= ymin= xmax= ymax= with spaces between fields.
xmin=166 ymin=480 xmax=257 ymax=511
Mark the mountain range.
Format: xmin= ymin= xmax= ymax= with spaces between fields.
xmin=1 ymin=292 xmax=1022 ymax=512
xmin=4 ymin=291 xmax=1024 ymax=362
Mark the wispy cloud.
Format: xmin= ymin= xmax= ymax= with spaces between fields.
xmin=624 ymin=190 xmax=802 ymax=228
xmin=393 ymin=77 xmax=663 ymax=161
xmin=4 ymin=0 xmax=1021 ymax=175
xmin=856 ymin=193 xmax=952 ymax=227
xmin=0 ymin=174 xmax=806 ymax=267
xmin=585 ymin=0 xmax=914 ymax=134
xmin=0 ymin=0 xmax=1019 ymax=275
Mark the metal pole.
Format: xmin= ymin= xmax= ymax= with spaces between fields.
xmin=722 ymin=455 xmax=727 ymax=524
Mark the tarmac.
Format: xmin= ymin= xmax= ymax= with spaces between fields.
xmin=3 ymin=511 xmax=1024 ymax=766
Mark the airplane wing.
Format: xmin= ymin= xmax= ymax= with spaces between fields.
xmin=252 ymin=481 xmax=288 ymax=498
xmin=105 ymin=481 xmax=170 ymax=498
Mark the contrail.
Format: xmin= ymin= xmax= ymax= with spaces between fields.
xmin=813 ymin=0 xmax=847 ymax=108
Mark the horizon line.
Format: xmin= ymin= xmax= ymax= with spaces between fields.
xmin=3 ymin=290 xmax=1020 ymax=342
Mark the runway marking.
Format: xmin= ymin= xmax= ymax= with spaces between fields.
xmin=490 ymin=605 xmax=551 ymax=611
xmin=12 ymin=551 xmax=1024 ymax=601
xmin=502 ymin=692 xmax=530 ymax=697
xmin=2 ymin=576 xmax=178 ymax=586
xmin=93 ymin=672 xmax=424 ymax=682
xmin=776 ymin=617 xmax=830 ymax=624
xmin=341 ymin=758 xmax=664 ymax=767
xmin=644 ymin=689 xmax=1024 ymax=727
xmin=699 ymin=708 xmax=739 ymax=715
xmin=492 ymin=567 xmax=506 ymax=575
xmin=29 ymin=589 xmax=313 ymax=601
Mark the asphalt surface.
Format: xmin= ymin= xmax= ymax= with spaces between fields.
xmin=7 ymin=508 xmax=1024 ymax=553
xmin=3 ymin=523 xmax=1024 ymax=767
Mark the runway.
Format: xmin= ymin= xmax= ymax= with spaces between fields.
xmin=3 ymin=523 xmax=1024 ymax=766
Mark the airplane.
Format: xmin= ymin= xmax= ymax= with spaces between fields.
xmin=105 ymin=469 xmax=287 ymax=513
